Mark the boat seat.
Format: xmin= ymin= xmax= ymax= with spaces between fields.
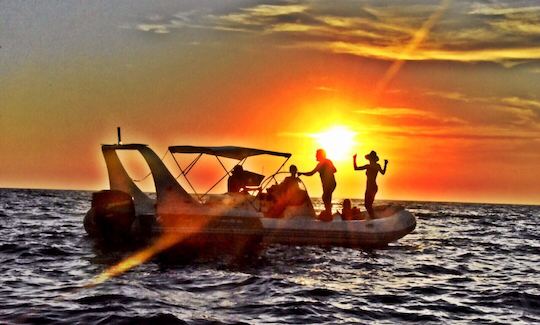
xmin=240 ymin=170 xmax=264 ymax=187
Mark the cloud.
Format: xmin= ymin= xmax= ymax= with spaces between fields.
xmin=465 ymin=3 xmax=540 ymax=53
xmin=355 ymin=107 xmax=440 ymax=118
xmin=136 ymin=24 xmax=171 ymax=34
xmin=277 ymin=98 xmax=540 ymax=143
xmin=469 ymin=4 xmax=540 ymax=16
xmin=212 ymin=1 xmax=540 ymax=65
xmin=122 ymin=9 xmax=207 ymax=35
xmin=498 ymin=97 xmax=540 ymax=125
xmin=315 ymin=86 xmax=338 ymax=92
xmin=354 ymin=106 xmax=467 ymax=129
xmin=356 ymin=105 xmax=540 ymax=140
xmin=422 ymin=90 xmax=472 ymax=102
xmin=419 ymin=89 xmax=540 ymax=127
xmin=315 ymin=41 xmax=540 ymax=64
xmin=243 ymin=4 xmax=308 ymax=17
xmin=378 ymin=129 xmax=540 ymax=141
xmin=124 ymin=1 xmax=540 ymax=64
xmin=501 ymin=96 xmax=540 ymax=111
xmin=426 ymin=90 xmax=540 ymax=113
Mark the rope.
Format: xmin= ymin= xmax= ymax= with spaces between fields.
xmin=132 ymin=149 xmax=170 ymax=182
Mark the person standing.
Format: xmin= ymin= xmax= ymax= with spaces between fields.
xmin=353 ymin=150 xmax=387 ymax=220
xmin=299 ymin=149 xmax=337 ymax=219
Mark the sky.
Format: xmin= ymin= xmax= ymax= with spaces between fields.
xmin=1 ymin=0 xmax=539 ymax=204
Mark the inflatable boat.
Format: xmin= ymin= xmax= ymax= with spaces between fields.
xmin=84 ymin=143 xmax=416 ymax=254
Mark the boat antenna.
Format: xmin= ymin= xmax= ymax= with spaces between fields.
xmin=117 ymin=127 xmax=122 ymax=145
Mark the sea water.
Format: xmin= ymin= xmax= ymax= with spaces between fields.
xmin=0 ymin=188 xmax=538 ymax=324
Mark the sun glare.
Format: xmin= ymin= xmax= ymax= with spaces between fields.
xmin=314 ymin=126 xmax=357 ymax=161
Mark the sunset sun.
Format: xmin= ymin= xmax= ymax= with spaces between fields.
xmin=314 ymin=126 xmax=357 ymax=161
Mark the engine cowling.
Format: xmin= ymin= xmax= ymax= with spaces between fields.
xmin=84 ymin=190 xmax=135 ymax=241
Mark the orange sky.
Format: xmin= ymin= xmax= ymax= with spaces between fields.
xmin=1 ymin=1 xmax=539 ymax=204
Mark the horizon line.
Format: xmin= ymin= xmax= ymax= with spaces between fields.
xmin=1 ymin=186 xmax=538 ymax=207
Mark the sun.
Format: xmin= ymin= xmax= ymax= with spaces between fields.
xmin=314 ymin=126 xmax=357 ymax=161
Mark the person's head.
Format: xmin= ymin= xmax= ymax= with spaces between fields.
xmin=289 ymin=164 xmax=298 ymax=176
xmin=342 ymin=199 xmax=351 ymax=210
xmin=316 ymin=149 xmax=326 ymax=161
xmin=233 ymin=165 xmax=244 ymax=174
xmin=365 ymin=150 xmax=379 ymax=163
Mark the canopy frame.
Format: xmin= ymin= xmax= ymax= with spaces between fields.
xmin=169 ymin=145 xmax=291 ymax=160
xmin=169 ymin=145 xmax=290 ymax=202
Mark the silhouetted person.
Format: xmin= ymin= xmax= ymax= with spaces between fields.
xmin=340 ymin=199 xmax=361 ymax=221
xmin=299 ymin=149 xmax=336 ymax=218
xmin=266 ymin=165 xmax=304 ymax=217
xmin=228 ymin=165 xmax=246 ymax=193
xmin=353 ymin=151 xmax=388 ymax=220
xmin=282 ymin=164 xmax=301 ymax=191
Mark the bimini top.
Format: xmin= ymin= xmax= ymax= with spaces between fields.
xmin=169 ymin=145 xmax=291 ymax=160
xmin=102 ymin=143 xmax=148 ymax=150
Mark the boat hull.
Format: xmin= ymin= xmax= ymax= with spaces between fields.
xmin=85 ymin=204 xmax=415 ymax=251
xmin=152 ymin=205 xmax=415 ymax=250
xmin=151 ymin=213 xmax=265 ymax=261
xmin=261 ymin=206 xmax=416 ymax=248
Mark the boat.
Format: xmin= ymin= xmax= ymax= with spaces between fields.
xmin=84 ymin=142 xmax=416 ymax=255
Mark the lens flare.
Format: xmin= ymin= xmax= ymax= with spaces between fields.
xmin=85 ymin=202 xmax=239 ymax=287
xmin=374 ymin=0 xmax=452 ymax=101
xmin=85 ymin=232 xmax=179 ymax=287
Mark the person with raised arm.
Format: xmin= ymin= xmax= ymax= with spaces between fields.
xmin=353 ymin=150 xmax=388 ymax=220
xmin=299 ymin=149 xmax=336 ymax=220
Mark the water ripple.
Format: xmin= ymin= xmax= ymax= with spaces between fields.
xmin=1 ymin=189 xmax=539 ymax=324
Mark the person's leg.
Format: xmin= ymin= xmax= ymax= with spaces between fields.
xmin=322 ymin=190 xmax=331 ymax=214
xmin=364 ymin=190 xmax=375 ymax=219
xmin=323 ymin=182 xmax=336 ymax=215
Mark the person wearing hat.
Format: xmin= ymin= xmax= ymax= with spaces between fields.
xmin=353 ymin=150 xmax=388 ymax=220
xmin=299 ymin=149 xmax=337 ymax=220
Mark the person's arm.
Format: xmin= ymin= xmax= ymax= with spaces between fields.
xmin=299 ymin=162 xmax=321 ymax=176
xmin=353 ymin=154 xmax=368 ymax=170
xmin=379 ymin=160 xmax=388 ymax=175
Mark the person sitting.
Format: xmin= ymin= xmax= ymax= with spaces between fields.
xmin=340 ymin=199 xmax=362 ymax=221
xmin=227 ymin=165 xmax=246 ymax=193
xmin=281 ymin=165 xmax=301 ymax=192
xmin=266 ymin=165 xmax=306 ymax=217
xmin=341 ymin=199 xmax=353 ymax=221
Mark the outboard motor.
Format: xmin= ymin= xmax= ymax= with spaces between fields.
xmin=84 ymin=190 xmax=135 ymax=242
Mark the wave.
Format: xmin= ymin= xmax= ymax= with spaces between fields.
xmin=0 ymin=189 xmax=538 ymax=324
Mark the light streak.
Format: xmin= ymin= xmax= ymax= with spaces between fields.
xmin=85 ymin=232 xmax=179 ymax=287
xmin=85 ymin=202 xmax=242 ymax=287
xmin=374 ymin=0 xmax=451 ymax=101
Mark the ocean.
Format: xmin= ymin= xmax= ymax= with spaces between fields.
xmin=0 ymin=188 xmax=538 ymax=324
